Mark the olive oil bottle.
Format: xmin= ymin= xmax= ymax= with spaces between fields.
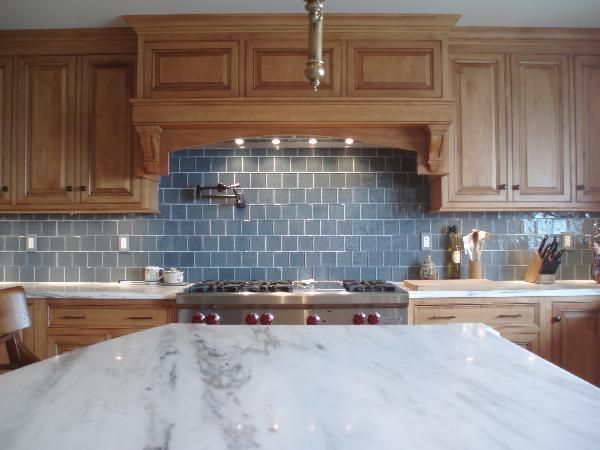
xmin=448 ymin=225 xmax=461 ymax=279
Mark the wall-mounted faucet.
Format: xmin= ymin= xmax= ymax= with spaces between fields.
xmin=195 ymin=182 xmax=245 ymax=208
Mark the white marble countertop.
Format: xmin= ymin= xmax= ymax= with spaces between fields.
xmin=398 ymin=280 xmax=600 ymax=299
xmin=1 ymin=323 xmax=599 ymax=450
xmin=0 ymin=282 xmax=187 ymax=300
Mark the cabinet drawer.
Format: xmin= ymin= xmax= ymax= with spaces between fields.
xmin=414 ymin=305 xmax=535 ymax=325
xmin=48 ymin=306 xmax=169 ymax=328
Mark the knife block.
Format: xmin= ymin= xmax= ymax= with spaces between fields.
xmin=524 ymin=253 xmax=543 ymax=283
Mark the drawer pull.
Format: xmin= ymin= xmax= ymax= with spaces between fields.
xmin=60 ymin=315 xmax=86 ymax=320
xmin=127 ymin=316 xmax=154 ymax=320
xmin=495 ymin=314 xmax=522 ymax=319
xmin=428 ymin=315 xmax=457 ymax=320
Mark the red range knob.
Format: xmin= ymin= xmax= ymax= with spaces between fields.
xmin=206 ymin=313 xmax=221 ymax=325
xmin=260 ymin=313 xmax=274 ymax=325
xmin=367 ymin=312 xmax=381 ymax=325
xmin=245 ymin=313 xmax=259 ymax=325
xmin=306 ymin=315 xmax=321 ymax=325
xmin=353 ymin=313 xmax=366 ymax=325
xmin=191 ymin=312 xmax=205 ymax=324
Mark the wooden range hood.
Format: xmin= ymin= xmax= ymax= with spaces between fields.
xmin=126 ymin=14 xmax=458 ymax=177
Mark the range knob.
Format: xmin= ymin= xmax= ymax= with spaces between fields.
xmin=191 ymin=312 xmax=206 ymax=324
xmin=353 ymin=313 xmax=366 ymax=325
xmin=206 ymin=313 xmax=221 ymax=325
xmin=306 ymin=314 xmax=321 ymax=325
xmin=245 ymin=313 xmax=259 ymax=325
xmin=260 ymin=313 xmax=274 ymax=325
xmin=367 ymin=312 xmax=381 ymax=325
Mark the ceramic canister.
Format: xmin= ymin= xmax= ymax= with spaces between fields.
xmin=144 ymin=266 xmax=163 ymax=282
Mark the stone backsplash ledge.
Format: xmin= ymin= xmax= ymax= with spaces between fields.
xmin=0 ymin=146 xmax=597 ymax=282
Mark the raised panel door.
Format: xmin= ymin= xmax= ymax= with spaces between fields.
xmin=0 ymin=57 xmax=12 ymax=205
xmin=551 ymin=301 xmax=600 ymax=386
xmin=511 ymin=55 xmax=571 ymax=202
xmin=16 ymin=56 xmax=77 ymax=205
xmin=499 ymin=331 xmax=540 ymax=355
xmin=348 ymin=40 xmax=442 ymax=97
xmin=143 ymin=41 xmax=239 ymax=98
xmin=448 ymin=53 xmax=508 ymax=203
xmin=574 ymin=55 xmax=600 ymax=203
xmin=80 ymin=54 xmax=140 ymax=204
xmin=246 ymin=41 xmax=341 ymax=96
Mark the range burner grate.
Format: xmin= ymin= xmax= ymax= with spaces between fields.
xmin=186 ymin=280 xmax=293 ymax=293
xmin=342 ymin=280 xmax=397 ymax=293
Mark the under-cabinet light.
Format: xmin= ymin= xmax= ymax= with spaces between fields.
xmin=234 ymin=138 xmax=245 ymax=146
xmin=344 ymin=137 xmax=354 ymax=146
xmin=308 ymin=138 xmax=318 ymax=146
xmin=271 ymin=138 xmax=281 ymax=146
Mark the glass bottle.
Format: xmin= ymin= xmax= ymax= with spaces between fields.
xmin=420 ymin=255 xmax=438 ymax=280
xmin=448 ymin=225 xmax=461 ymax=279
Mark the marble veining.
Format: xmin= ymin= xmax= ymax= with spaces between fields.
xmin=0 ymin=282 xmax=187 ymax=299
xmin=1 ymin=323 xmax=600 ymax=450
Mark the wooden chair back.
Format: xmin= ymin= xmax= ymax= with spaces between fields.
xmin=0 ymin=286 xmax=39 ymax=371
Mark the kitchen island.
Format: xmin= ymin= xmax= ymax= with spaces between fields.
xmin=1 ymin=323 xmax=599 ymax=450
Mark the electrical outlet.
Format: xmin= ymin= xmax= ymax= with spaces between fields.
xmin=118 ymin=235 xmax=129 ymax=252
xmin=25 ymin=234 xmax=37 ymax=252
xmin=421 ymin=233 xmax=432 ymax=250
xmin=561 ymin=232 xmax=575 ymax=250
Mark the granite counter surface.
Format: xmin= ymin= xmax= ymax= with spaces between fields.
xmin=0 ymin=282 xmax=187 ymax=300
xmin=1 ymin=323 xmax=599 ymax=450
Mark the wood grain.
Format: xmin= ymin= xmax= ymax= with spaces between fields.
xmin=0 ymin=56 xmax=11 ymax=205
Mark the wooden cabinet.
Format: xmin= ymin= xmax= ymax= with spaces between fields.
xmin=551 ymin=300 xmax=600 ymax=386
xmin=447 ymin=53 xmax=508 ymax=204
xmin=16 ymin=55 xmax=78 ymax=206
xmin=511 ymin=54 xmax=571 ymax=202
xmin=0 ymin=56 xmax=12 ymax=205
xmin=411 ymin=300 xmax=541 ymax=355
xmin=46 ymin=329 xmax=137 ymax=356
xmin=574 ymin=55 xmax=600 ymax=204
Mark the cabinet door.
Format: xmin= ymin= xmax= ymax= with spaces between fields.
xmin=511 ymin=55 xmax=571 ymax=202
xmin=448 ymin=53 xmax=508 ymax=203
xmin=574 ymin=55 xmax=600 ymax=203
xmin=47 ymin=333 xmax=109 ymax=357
xmin=80 ymin=55 xmax=140 ymax=205
xmin=16 ymin=56 xmax=77 ymax=205
xmin=499 ymin=330 xmax=540 ymax=355
xmin=0 ymin=56 xmax=12 ymax=204
xmin=551 ymin=302 xmax=600 ymax=386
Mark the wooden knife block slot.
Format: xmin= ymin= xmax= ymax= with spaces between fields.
xmin=524 ymin=253 xmax=543 ymax=283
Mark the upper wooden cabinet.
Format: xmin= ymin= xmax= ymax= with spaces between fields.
xmin=16 ymin=55 xmax=78 ymax=206
xmin=511 ymin=54 xmax=571 ymax=202
xmin=0 ymin=56 xmax=12 ymax=205
xmin=80 ymin=54 xmax=141 ymax=205
xmin=142 ymin=40 xmax=239 ymax=98
xmin=246 ymin=40 xmax=341 ymax=97
xmin=574 ymin=55 xmax=600 ymax=204
xmin=447 ymin=53 xmax=508 ymax=204
xmin=347 ymin=40 xmax=442 ymax=97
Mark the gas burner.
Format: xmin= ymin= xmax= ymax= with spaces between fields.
xmin=343 ymin=280 xmax=397 ymax=293
xmin=186 ymin=280 xmax=293 ymax=293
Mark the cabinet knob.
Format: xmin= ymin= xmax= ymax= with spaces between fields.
xmin=552 ymin=315 xmax=562 ymax=323
xmin=577 ymin=185 xmax=585 ymax=191
xmin=498 ymin=184 xmax=507 ymax=191
xmin=512 ymin=184 xmax=521 ymax=191
xmin=1 ymin=186 xmax=7 ymax=192
xmin=80 ymin=186 xmax=87 ymax=192
xmin=66 ymin=186 xmax=73 ymax=192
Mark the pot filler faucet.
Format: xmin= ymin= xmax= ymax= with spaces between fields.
xmin=195 ymin=183 xmax=245 ymax=208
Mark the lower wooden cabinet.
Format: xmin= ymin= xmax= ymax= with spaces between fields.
xmin=551 ymin=300 xmax=600 ymax=386
xmin=46 ymin=329 xmax=146 ymax=357
xmin=497 ymin=329 xmax=540 ymax=354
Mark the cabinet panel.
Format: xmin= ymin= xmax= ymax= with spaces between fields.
xmin=511 ymin=55 xmax=571 ymax=201
xmin=499 ymin=330 xmax=540 ymax=354
xmin=414 ymin=304 xmax=536 ymax=326
xmin=449 ymin=53 xmax=508 ymax=202
xmin=246 ymin=41 xmax=341 ymax=96
xmin=0 ymin=56 xmax=12 ymax=204
xmin=16 ymin=56 xmax=77 ymax=205
xmin=144 ymin=41 xmax=239 ymax=98
xmin=348 ymin=41 xmax=441 ymax=97
xmin=80 ymin=54 xmax=140 ymax=204
xmin=47 ymin=333 xmax=108 ymax=356
xmin=552 ymin=302 xmax=600 ymax=386
xmin=575 ymin=55 xmax=600 ymax=203
xmin=48 ymin=305 xmax=169 ymax=328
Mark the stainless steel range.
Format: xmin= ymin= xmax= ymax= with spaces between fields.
xmin=176 ymin=280 xmax=409 ymax=325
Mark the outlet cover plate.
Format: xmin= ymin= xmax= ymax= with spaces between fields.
xmin=561 ymin=232 xmax=575 ymax=250
xmin=118 ymin=235 xmax=129 ymax=252
xmin=421 ymin=232 xmax=432 ymax=250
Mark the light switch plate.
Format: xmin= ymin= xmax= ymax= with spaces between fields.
xmin=421 ymin=233 xmax=432 ymax=250
xmin=561 ymin=232 xmax=575 ymax=250
xmin=26 ymin=234 xmax=37 ymax=252
xmin=118 ymin=235 xmax=129 ymax=252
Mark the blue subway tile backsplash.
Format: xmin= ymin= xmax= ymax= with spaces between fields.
xmin=0 ymin=145 xmax=598 ymax=282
